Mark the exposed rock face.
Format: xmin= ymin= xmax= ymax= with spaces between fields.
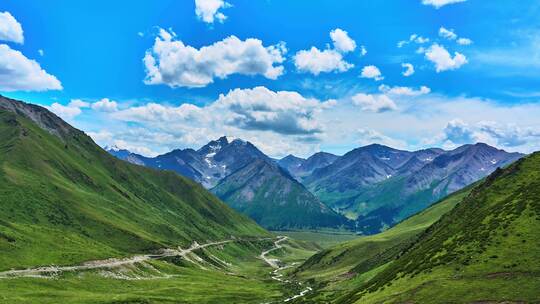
xmin=0 ymin=95 xmax=78 ymax=139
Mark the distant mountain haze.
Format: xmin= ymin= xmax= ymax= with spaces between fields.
xmin=108 ymin=137 xmax=522 ymax=234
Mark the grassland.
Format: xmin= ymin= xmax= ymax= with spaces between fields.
xmin=271 ymin=230 xmax=359 ymax=249
xmin=0 ymin=240 xmax=285 ymax=303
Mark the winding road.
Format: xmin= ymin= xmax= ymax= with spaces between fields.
xmin=0 ymin=236 xmax=314 ymax=302
xmin=260 ymin=236 xmax=313 ymax=303
xmin=0 ymin=239 xmax=235 ymax=279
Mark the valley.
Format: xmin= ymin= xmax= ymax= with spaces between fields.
xmin=1 ymin=2 xmax=539 ymax=303
xmin=0 ymin=95 xmax=538 ymax=303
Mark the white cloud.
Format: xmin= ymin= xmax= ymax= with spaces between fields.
xmin=379 ymin=85 xmax=430 ymax=96
xmin=439 ymin=27 xmax=457 ymax=40
xmin=91 ymin=98 xmax=118 ymax=112
xmin=457 ymin=37 xmax=472 ymax=45
xmin=69 ymin=99 xmax=90 ymax=108
xmin=351 ymin=93 xmax=397 ymax=113
xmin=80 ymin=91 xmax=540 ymax=158
xmin=443 ymin=119 xmax=475 ymax=144
xmin=38 ymin=49 xmax=44 ymax=56
xmin=214 ymin=86 xmax=334 ymax=135
xmin=143 ymin=29 xmax=286 ymax=88
xmin=294 ymin=28 xmax=357 ymax=75
xmin=194 ymin=0 xmax=231 ymax=24
xmin=422 ymin=0 xmax=466 ymax=9
xmin=439 ymin=27 xmax=473 ymax=46
xmin=0 ymin=44 xmax=62 ymax=92
xmin=357 ymin=129 xmax=407 ymax=149
xmin=401 ymin=63 xmax=415 ymax=76
xmin=360 ymin=45 xmax=367 ymax=56
xmin=48 ymin=103 xmax=82 ymax=120
xmin=330 ymin=28 xmax=356 ymax=53
xmin=360 ymin=65 xmax=384 ymax=81
xmin=113 ymin=102 xmax=204 ymax=124
xmin=440 ymin=119 xmax=540 ymax=149
xmin=424 ymin=43 xmax=467 ymax=72
xmin=0 ymin=12 xmax=23 ymax=44
xmin=114 ymin=86 xmax=333 ymax=136
xmin=294 ymin=47 xmax=353 ymax=75
xmin=47 ymin=99 xmax=90 ymax=120
xmin=397 ymin=34 xmax=429 ymax=48
xmin=414 ymin=36 xmax=430 ymax=44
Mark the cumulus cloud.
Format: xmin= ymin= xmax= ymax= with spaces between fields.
xmin=294 ymin=47 xmax=353 ymax=75
xmin=439 ymin=27 xmax=457 ymax=40
xmin=69 ymin=99 xmax=90 ymax=108
xmin=294 ymin=28 xmax=357 ymax=75
xmin=457 ymin=37 xmax=473 ymax=45
xmin=379 ymin=85 xmax=430 ymax=96
xmin=0 ymin=44 xmax=62 ymax=92
xmin=0 ymin=12 xmax=24 ymax=44
xmin=422 ymin=0 xmax=466 ymax=9
xmin=477 ymin=122 xmax=529 ymax=147
xmin=424 ymin=43 xmax=467 ymax=72
xmin=360 ymin=45 xmax=367 ymax=56
xmin=48 ymin=103 xmax=82 ymax=120
xmin=83 ymin=92 xmax=540 ymax=158
xmin=357 ymin=129 xmax=407 ymax=149
xmin=91 ymin=98 xmax=118 ymax=112
xmin=330 ymin=28 xmax=356 ymax=53
xmin=113 ymin=102 xmax=204 ymax=124
xmin=397 ymin=34 xmax=429 ymax=48
xmin=439 ymin=27 xmax=473 ymax=46
xmin=47 ymin=99 xmax=90 ymax=120
xmin=143 ymin=29 xmax=286 ymax=88
xmin=194 ymin=0 xmax=231 ymax=24
xmin=443 ymin=119 xmax=475 ymax=144
xmin=351 ymin=93 xmax=397 ymax=113
xmin=401 ymin=63 xmax=415 ymax=76
xmin=114 ymin=86 xmax=333 ymax=136
xmin=360 ymin=65 xmax=384 ymax=81
xmin=214 ymin=86 xmax=334 ymax=135
xmin=440 ymin=119 xmax=540 ymax=149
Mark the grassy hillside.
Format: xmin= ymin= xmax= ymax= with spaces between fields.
xmin=335 ymin=152 xmax=540 ymax=303
xmin=292 ymin=186 xmax=472 ymax=302
xmin=0 ymin=97 xmax=268 ymax=271
xmin=212 ymin=159 xmax=350 ymax=230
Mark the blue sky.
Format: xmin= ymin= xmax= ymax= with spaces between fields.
xmin=1 ymin=0 xmax=540 ymax=157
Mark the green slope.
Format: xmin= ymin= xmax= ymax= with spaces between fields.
xmin=292 ymin=185 xmax=472 ymax=301
xmin=333 ymin=152 xmax=540 ymax=303
xmin=0 ymin=97 xmax=267 ymax=271
xmin=212 ymin=159 xmax=350 ymax=230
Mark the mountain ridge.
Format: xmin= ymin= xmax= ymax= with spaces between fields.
xmin=304 ymin=142 xmax=523 ymax=233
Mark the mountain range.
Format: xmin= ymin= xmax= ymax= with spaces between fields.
xmin=109 ymin=137 xmax=350 ymax=230
xmin=110 ymin=138 xmax=522 ymax=234
xmin=304 ymin=143 xmax=523 ymax=233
